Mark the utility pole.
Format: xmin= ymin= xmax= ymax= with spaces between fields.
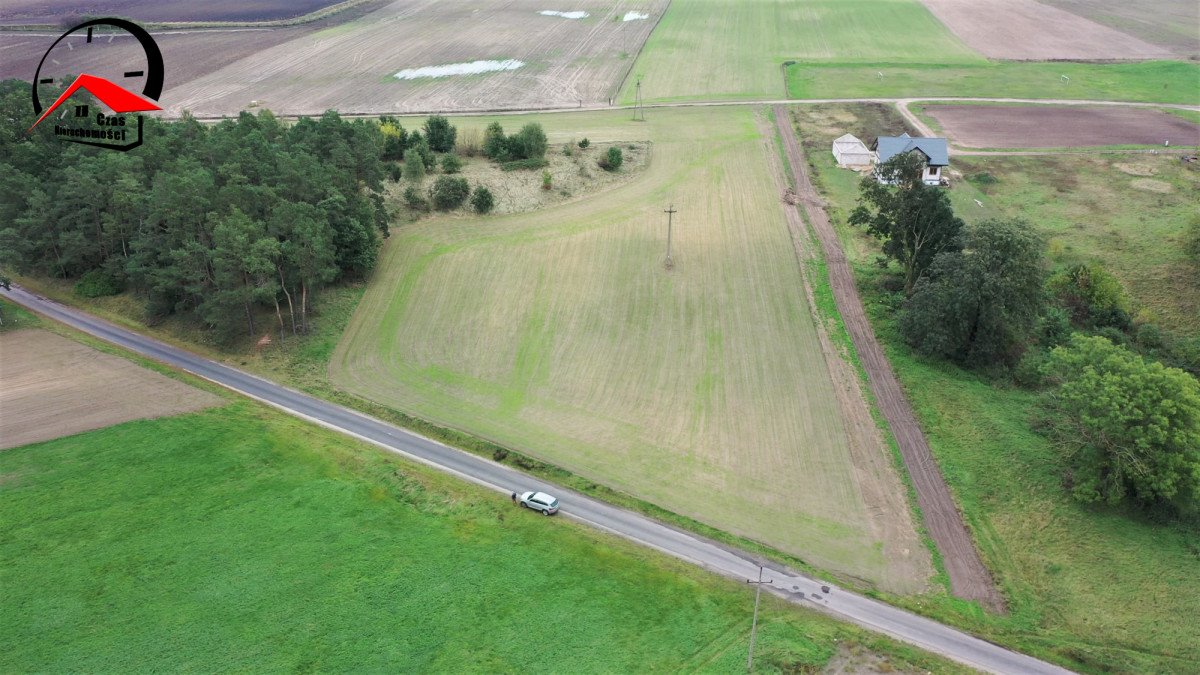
xmin=746 ymin=565 xmax=773 ymax=672
xmin=663 ymin=204 xmax=677 ymax=269
xmin=634 ymin=76 xmax=645 ymax=121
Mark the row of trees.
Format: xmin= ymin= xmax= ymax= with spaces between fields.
xmin=850 ymin=153 xmax=1199 ymax=519
xmin=0 ymin=80 xmax=387 ymax=341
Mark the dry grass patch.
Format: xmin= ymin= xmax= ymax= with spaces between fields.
xmin=0 ymin=329 xmax=221 ymax=450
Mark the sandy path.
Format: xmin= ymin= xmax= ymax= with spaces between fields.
xmin=772 ymin=104 xmax=1005 ymax=612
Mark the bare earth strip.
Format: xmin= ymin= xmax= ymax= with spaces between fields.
xmin=163 ymin=0 xmax=669 ymax=117
xmin=0 ymin=329 xmax=221 ymax=450
xmin=925 ymin=105 xmax=1200 ymax=148
xmin=919 ymin=0 xmax=1172 ymax=60
xmin=773 ymin=104 xmax=1004 ymax=612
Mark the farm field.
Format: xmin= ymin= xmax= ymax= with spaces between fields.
xmin=923 ymin=105 xmax=1200 ymax=148
xmin=619 ymin=0 xmax=982 ymax=103
xmin=918 ymin=0 xmax=1172 ymax=60
xmin=162 ymin=0 xmax=668 ymax=117
xmin=0 ymin=329 xmax=220 ymax=450
xmin=1039 ymin=0 xmax=1200 ymax=57
xmin=0 ymin=28 xmax=307 ymax=88
xmin=331 ymin=106 xmax=931 ymax=592
xmin=0 ymin=0 xmax=348 ymax=24
xmin=788 ymin=103 xmax=1200 ymax=672
xmin=0 ymin=398 xmax=963 ymax=672
xmin=785 ymin=60 xmax=1200 ymax=105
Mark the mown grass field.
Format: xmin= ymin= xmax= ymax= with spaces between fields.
xmin=330 ymin=106 xmax=930 ymax=592
xmin=620 ymin=0 xmax=981 ymax=103
xmin=0 ymin=398 xmax=964 ymax=672
xmin=786 ymin=60 xmax=1200 ymax=105
xmin=789 ymin=103 xmax=1200 ymax=672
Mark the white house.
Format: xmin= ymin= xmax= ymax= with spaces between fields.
xmin=831 ymin=133 xmax=871 ymax=168
xmin=871 ymin=133 xmax=949 ymax=186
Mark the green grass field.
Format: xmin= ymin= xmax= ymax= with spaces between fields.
xmin=786 ymin=60 xmax=1200 ymax=105
xmin=620 ymin=0 xmax=981 ymax=103
xmin=789 ymin=104 xmax=1200 ymax=672
xmin=330 ymin=106 xmax=930 ymax=592
xmin=0 ymin=399 xmax=966 ymax=672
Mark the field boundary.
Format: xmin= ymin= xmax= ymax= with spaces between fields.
xmin=772 ymin=104 xmax=1005 ymax=612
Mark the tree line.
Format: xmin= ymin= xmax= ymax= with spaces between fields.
xmin=851 ymin=153 xmax=1199 ymax=520
xmin=0 ymin=80 xmax=387 ymax=341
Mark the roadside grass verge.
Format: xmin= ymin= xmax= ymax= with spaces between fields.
xmin=0 ymin=399 xmax=965 ymax=672
xmin=786 ymin=60 xmax=1200 ymax=105
xmin=790 ymin=103 xmax=1200 ymax=673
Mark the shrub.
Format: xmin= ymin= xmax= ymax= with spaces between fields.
xmin=457 ymin=127 xmax=483 ymax=157
xmin=499 ymin=158 xmax=549 ymax=172
xmin=423 ymin=115 xmax=456 ymax=153
xmin=562 ymin=143 xmax=574 ymax=157
xmin=578 ymin=137 xmax=590 ymax=149
xmin=471 ymin=186 xmax=495 ymax=214
xmin=402 ymin=149 xmax=425 ymax=183
xmin=430 ymin=176 xmax=470 ymax=210
xmin=598 ymin=146 xmax=623 ymax=171
xmin=403 ymin=186 xmax=428 ymax=212
xmin=1039 ymin=334 xmax=1200 ymax=517
xmin=512 ymin=123 xmax=548 ymax=160
xmin=1048 ymin=263 xmax=1131 ymax=329
xmin=542 ymin=170 xmax=552 ymax=191
xmin=386 ymin=163 xmax=402 ymax=182
xmin=74 ymin=269 xmax=123 ymax=298
xmin=440 ymin=153 xmax=463 ymax=174
xmin=379 ymin=116 xmax=407 ymax=161
xmin=483 ymin=122 xmax=508 ymax=160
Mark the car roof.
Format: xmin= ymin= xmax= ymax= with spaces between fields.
xmin=531 ymin=491 xmax=556 ymax=503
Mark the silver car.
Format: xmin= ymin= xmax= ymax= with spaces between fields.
xmin=516 ymin=490 xmax=560 ymax=515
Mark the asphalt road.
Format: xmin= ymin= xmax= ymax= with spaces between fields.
xmin=2 ymin=285 xmax=1072 ymax=675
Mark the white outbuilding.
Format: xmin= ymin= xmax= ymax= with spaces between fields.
xmin=831 ymin=133 xmax=871 ymax=168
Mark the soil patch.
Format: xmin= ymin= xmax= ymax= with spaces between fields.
xmin=1130 ymin=178 xmax=1173 ymax=193
xmin=926 ymin=105 xmax=1200 ymax=149
xmin=920 ymin=0 xmax=1172 ymax=59
xmin=0 ymin=329 xmax=221 ymax=450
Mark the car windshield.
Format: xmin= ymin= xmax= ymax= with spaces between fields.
xmin=550 ymin=499 xmax=559 ymax=507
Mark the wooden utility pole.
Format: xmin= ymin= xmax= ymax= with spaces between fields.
xmin=746 ymin=565 xmax=773 ymax=672
xmin=663 ymin=204 xmax=677 ymax=268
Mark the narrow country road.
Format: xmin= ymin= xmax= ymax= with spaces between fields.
xmin=1 ymin=285 xmax=1070 ymax=675
xmin=772 ymin=105 xmax=1006 ymax=612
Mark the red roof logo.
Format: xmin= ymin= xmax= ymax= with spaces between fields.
xmin=28 ymin=73 xmax=161 ymax=133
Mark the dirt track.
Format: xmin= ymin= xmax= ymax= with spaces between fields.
xmin=772 ymin=105 xmax=1005 ymax=612
xmin=925 ymin=105 xmax=1200 ymax=149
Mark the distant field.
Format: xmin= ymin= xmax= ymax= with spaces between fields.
xmin=919 ymin=0 xmax=1172 ymax=60
xmin=791 ymin=103 xmax=1200 ymax=672
xmin=163 ymin=0 xmax=669 ymax=116
xmin=1040 ymin=0 xmax=1200 ymax=57
xmin=786 ymin=61 xmax=1200 ymax=105
xmin=331 ymin=107 xmax=930 ymax=591
xmin=924 ymin=105 xmax=1200 ymax=148
xmin=620 ymin=0 xmax=981 ymax=103
xmin=0 ymin=401 xmax=959 ymax=672
xmin=0 ymin=329 xmax=220 ymax=449
xmin=0 ymin=0 xmax=346 ymax=24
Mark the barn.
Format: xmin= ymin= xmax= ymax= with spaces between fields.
xmin=832 ymin=133 xmax=871 ymax=167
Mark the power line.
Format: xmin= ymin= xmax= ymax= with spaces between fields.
xmin=663 ymin=204 xmax=676 ymax=269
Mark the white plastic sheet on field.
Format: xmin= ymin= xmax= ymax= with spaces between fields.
xmin=538 ymin=10 xmax=589 ymax=19
xmin=622 ymin=12 xmax=649 ymax=21
xmin=394 ymin=59 xmax=525 ymax=80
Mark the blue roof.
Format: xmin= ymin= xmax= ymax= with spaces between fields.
xmin=873 ymin=133 xmax=949 ymax=166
